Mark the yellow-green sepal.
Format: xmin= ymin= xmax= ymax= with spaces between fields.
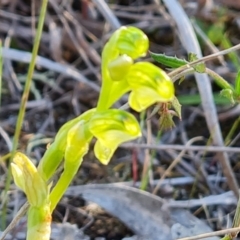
xmin=127 ymin=62 xmax=174 ymax=111
xmin=88 ymin=109 xmax=141 ymax=164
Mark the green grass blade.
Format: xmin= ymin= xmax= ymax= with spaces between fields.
xmin=225 ymin=116 xmax=240 ymax=146
xmin=221 ymin=36 xmax=240 ymax=71
xmin=178 ymin=93 xmax=232 ymax=105
xmin=235 ymin=70 xmax=240 ymax=96
xmin=2 ymin=0 xmax=49 ymax=229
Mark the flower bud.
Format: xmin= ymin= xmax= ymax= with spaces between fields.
xmin=11 ymin=152 xmax=48 ymax=207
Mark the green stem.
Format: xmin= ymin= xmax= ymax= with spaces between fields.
xmin=27 ymin=205 xmax=51 ymax=240
xmin=96 ymin=46 xmax=114 ymax=111
xmin=2 ymin=0 xmax=48 ymax=229
xmin=171 ymin=66 xmax=235 ymax=93
xmin=171 ymin=68 xmax=195 ymax=82
xmin=168 ymin=43 xmax=240 ymax=79
xmin=49 ymin=160 xmax=83 ymax=212
xmin=225 ymin=116 xmax=240 ymax=145
xmin=96 ymin=66 xmax=111 ymax=111
xmin=206 ymin=68 xmax=235 ymax=91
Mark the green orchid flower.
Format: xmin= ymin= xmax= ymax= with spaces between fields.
xmin=8 ymin=25 xmax=178 ymax=240
xmin=88 ymin=109 xmax=141 ymax=164
xmin=49 ymin=108 xmax=141 ymax=210
xmin=50 ymin=119 xmax=93 ymax=212
xmin=97 ymin=26 xmax=174 ymax=112
xmin=97 ymin=26 xmax=149 ymax=111
xmin=127 ymin=62 xmax=174 ymax=111
xmin=38 ymin=109 xmax=96 ymax=181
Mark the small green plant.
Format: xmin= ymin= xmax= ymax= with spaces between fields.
xmin=3 ymin=4 xmax=240 ymax=239
xmin=8 ymin=26 xmax=175 ymax=239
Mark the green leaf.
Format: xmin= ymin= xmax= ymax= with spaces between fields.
xmin=221 ymin=36 xmax=240 ymax=71
xmin=171 ymin=97 xmax=182 ymax=119
xmin=178 ymin=93 xmax=232 ymax=105
xmin=126 ymin=62 xmax=174 ymax=111
xmin=149 ymin=52 xmax=188 ymax=68
xmin=207 ymin=23 xmax=225 ymax=45
xmin=235 ymin=70 xmax=240 ymax=96
xmin=220 ymin=89 xmax=235 ymax=104
xmin=88 ymin=109 xmax=141 ymax=164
